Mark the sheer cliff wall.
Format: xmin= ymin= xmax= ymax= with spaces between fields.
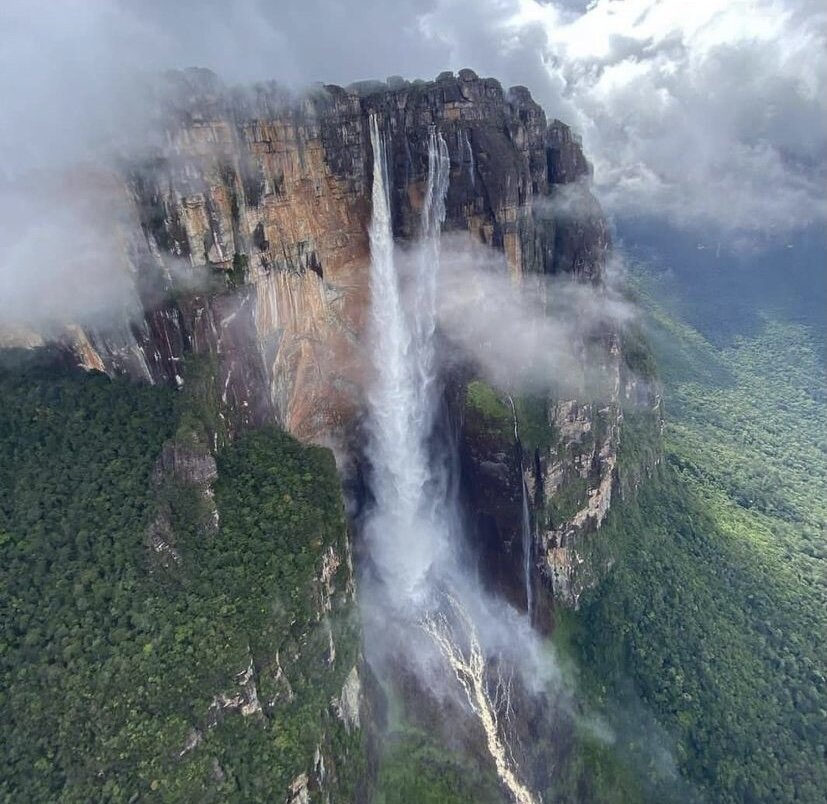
xmin=70 ymin=69 xmax=604 ymax=440
xmin=67 ymin=68 xmax=649 ymax=608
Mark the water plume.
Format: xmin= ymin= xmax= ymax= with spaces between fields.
xmin=362 ymin=115 xmax=451 ymax=602
xmin=361 ymin=114 xmax=543 ymax=801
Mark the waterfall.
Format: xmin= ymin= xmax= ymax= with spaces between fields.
xmin=365 ymin=115 xmax=537 ymax=804
xmin=364 ymin=116 xmax=450 ymax=599
xmin=462 ymin=129 xmax=475 ymax=187
xmin=507 ymin=396 xmax=534 ymax=621
xmin=422 ymin=594 xmax=536 ymax=804
xmin=521 ymin=480 xmax=534 ymax=622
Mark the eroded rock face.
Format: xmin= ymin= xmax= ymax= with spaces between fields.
xmin=66 ymin=69 xmax=603 ymax=450
xmin=155 ymin=435 xmax=218 ymax=487
xmin=458 ymin=335 xmax=663 ymax=612
xmin=333 ymin=666 xmax=362 ymax=735
xmin=146 ymin=429 xmax=218 ymax=569
xmin=538 ymin=379 xmax=622 ymax=606
xmin=67 ymin=68 xmax=622 ymax=610
xmin=459 ymin=376 xmax=622 ymax=613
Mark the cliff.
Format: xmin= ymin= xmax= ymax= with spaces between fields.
xmin=62 ymin=68 xmax=630 ymax=610
xmin=0 ymin=67 xmax=668 ymax=803
xmin=65 ymin=69 xmax=602 ymax=437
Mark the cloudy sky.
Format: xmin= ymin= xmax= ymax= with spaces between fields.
xmin=1 ymin=0 xmax=825 ymax=240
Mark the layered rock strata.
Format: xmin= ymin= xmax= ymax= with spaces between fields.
xmin=67 ymin=69 xmax=605 ymax=442
xmin=65 ymin=68 xmax=621 ymax=606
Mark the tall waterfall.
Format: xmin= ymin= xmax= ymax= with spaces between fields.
xmin=364 ymin=116 xmax=451 ymax=599
xmin=521 ymin=480 xmax=534 ymax=622
xmin=365 ymin=115 xmax=537 ymax=804
xmin=508 ymin=396 xmax=535 ymax=621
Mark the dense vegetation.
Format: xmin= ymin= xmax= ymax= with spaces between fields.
xmin=0 ymin=354 xmax=360 ymax=802
xmin=375 ymin=725 xmax=502 ymax=804
xmin=567 ymin=269 xmax=827 ymax=802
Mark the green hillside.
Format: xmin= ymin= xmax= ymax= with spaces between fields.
xmin=0 ymin=355 xmax=360 ymax=802
xmin=568 ymin=269 xmax=827 ymax=802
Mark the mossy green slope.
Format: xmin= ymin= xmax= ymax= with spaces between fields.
xmin=570 ymin=281 xmax=827 ymax=802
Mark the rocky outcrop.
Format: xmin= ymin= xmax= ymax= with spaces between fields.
xmin=459 ymin=375 xmax=621 ymax=613
xmin=59 ymin=68 xmax=621 ymax=610
xmin=457 ymin=381 xmax=527 ymax=609
xmin=145 ymin=428 xmax=218 ymax=569
xmin=535 ymin=353 xmax=622 ymax=608
xmin=332 ymin=666 xmax=362 ymax=735
xmin=61 ymin=68 xmax=604 ymax=451
xmin=458 ymin=331 xmax=664 ymax=612
xmin=155 ymin=432 xmax=219 ymax=488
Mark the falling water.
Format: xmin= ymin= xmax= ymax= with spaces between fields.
xmin=411 ymin=125 xmax=451 ymax=430
xmin=364 ymin=116 xmax=451 ymax=598
xmin=422 ymin=593 xmax=536 ymax=804
xmin=365 ymin=116 xmax=536 ymax=803
xmin=462 ymin=129 xmax=475 ymax=187
xmin=507 ymin=396 xmax=534 ymax=621
xmin=521 ymin=481 xmax=534 ymax=621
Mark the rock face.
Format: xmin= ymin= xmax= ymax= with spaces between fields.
xmin=67 ymin=68 xmax=623 ymax=609
xmin=459 ymin=341 xmax=662 ymax=612
xmin=66 ymin=69 xmax=606 ymax=447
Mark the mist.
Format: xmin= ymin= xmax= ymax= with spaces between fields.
xmin=430 ymin=232 xmax=634 ymax=394
xmin=0 ymin=175 xmax=142 ymax=335
xmin=354 ymin=116 xmax=650 ymax=801
xmin=1 ymin=0 xmax=823 ymax=337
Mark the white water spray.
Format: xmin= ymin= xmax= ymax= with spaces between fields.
xmin=364 ymin=116 xmax=450 ymax=599
xmin=365 ymin=116 xmax=537 ymax=803
xmin=422 ymin=593 xmax=536 ymax=804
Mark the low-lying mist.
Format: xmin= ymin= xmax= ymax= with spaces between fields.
xmin=0 ymin=177 xmax=142 ymax=336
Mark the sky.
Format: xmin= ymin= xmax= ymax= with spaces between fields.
xmin=0 ymin=0 xmax=825 ymax=330
xmin=1 ymin=0 xmax=824 ymax=236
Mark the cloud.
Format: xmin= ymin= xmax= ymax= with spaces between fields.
xmin=0 ymin=0 xmax=449 ymax=333
xmin=0 ymin=175 xmax=143 ymax=334
xmin=419 ymin=0 xmax=827 ymax=235
xmin=430 ymin=233 xmax=634 ymax=394
xmin=1 ymin=0 xmax=823 ymax=334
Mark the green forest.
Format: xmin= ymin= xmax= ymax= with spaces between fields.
xmin=1 ymin=250 xmax=824 ymax=804
xmin=564 ymin=269 xmax=827 ymax=802
xmin=0 ymin=354 xmax=360 ymax=802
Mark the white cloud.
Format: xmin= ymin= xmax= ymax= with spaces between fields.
xmin=415 ymin=0 xmax=827 ymax=234
xmin=0 ymin=0 xmax=823 ymax=291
